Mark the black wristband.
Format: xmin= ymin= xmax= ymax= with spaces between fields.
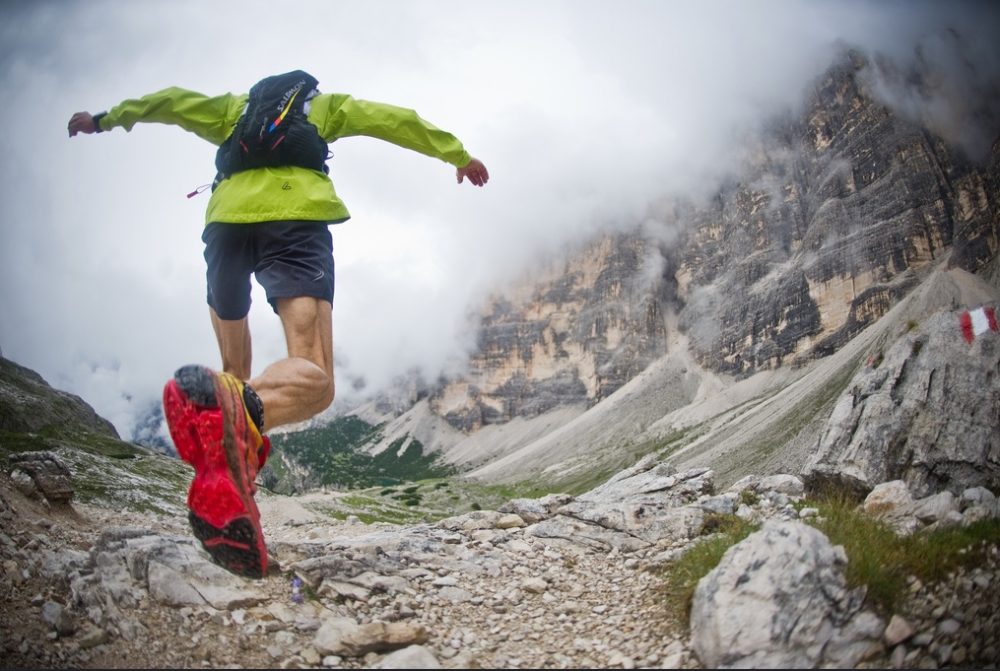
xmin=92 ymin=112 xmax=107 ymax=133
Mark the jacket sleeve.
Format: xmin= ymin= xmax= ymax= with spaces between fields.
xmin=309 ymin=94 xmax=472 ymax=168
xmin=100 ymin=87 xmax=248 ymax=146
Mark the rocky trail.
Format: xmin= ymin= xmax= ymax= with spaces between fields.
xmin=3 ymin=456 xmax=999 ymax=669
xmin=1 ymin=469 xmax=691 ymax=670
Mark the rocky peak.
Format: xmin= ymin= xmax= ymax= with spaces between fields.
xmin=393 ymin=48 xmax=999 ymax=445
xmin=430 ymin=233 xmax=669 ymax=432
xmin=677 ymin=49 xmax=998 ymax=376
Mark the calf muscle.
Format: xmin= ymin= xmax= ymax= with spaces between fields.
xmin=250 ymin=297 xmax=335 ymax=430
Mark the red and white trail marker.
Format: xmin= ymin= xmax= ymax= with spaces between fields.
xmin=959 ymin=306 xmax=998 ymax=344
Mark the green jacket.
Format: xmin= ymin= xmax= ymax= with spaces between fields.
xmin=99 ymin=86 xmax=473 ymax=224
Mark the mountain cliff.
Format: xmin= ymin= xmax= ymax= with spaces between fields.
xmin=280 ymin=47 xmax=998 ymax=496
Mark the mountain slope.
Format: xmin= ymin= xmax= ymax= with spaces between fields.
xmin=0 ymin=356 xmax=189 ymax=515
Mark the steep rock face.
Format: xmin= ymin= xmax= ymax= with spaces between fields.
xmin=364 ymin=47 xmax=998 ymax=453
xmin=803 ymin=307 xmax=1000 ymax=498
xmin=431 ymin=234 xmax=668 ymax=431
xmin=677 ymin=52 xmax=999 ymax=375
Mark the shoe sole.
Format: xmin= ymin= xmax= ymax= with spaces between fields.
xmin=163 ymin=365 xmax=267 ymax=579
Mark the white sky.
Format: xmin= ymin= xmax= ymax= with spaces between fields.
xmin=1 ymin=0 xmax=998 ymax=438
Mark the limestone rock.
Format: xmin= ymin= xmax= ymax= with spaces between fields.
xmin=332 ymin=621 xmax=430 ymax=658
xmin=498 ymin=494 xmax=575 ymax=523
xmin=863 ymin=480 xmax=914 ymax=517
xmin=690 ymin=520 xmax=882 ymax=668
xmin=911 ymin=491 xmax=959 ymax=524
xmin=430 ymin=234 xmax=669 ymax=431
xmin=884 ymin=615 xmax=915 ymax=647
xmin=373 ymin=644 xmax=442 ymax=669
xmin=41 ymin=600 xmax=77 ymax=637
xmin=804 ymin=309 xmax=1000 ymax=497
xmin=8 ymin=452 xmax=73 ymax=503
xmin=677 ymin=53 xmax=997 ymax=377
xmin=313 ymin=617 xmax=362 ymax=656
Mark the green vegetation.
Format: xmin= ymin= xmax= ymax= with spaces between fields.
xmin=0 ymin=425 xmax=144 ymax=460
xmin=660 ymin=486 xmax=1000 ymax=624
xmin=0 ymin=355 xmax=192 ymax=516
xmin=739 ymin=488 xmax=759 ymax=507
xmin=807 ymin=491 xmax=1000 ymax=614
xmin=260 ymin=413 xmax=562 ymax=524
xmin=0 ymin=426 xmax=190 ymax=516
xmin=268 ymin=416 xmax=457 ymax=491
xmin=302 ymin=476 xmax=553 ymax=525
xmin=660 ymin=513 xmax=759 ymax=620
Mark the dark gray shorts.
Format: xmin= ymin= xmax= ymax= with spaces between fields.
xmin=202 ymin=220 xmax=335 ymax=320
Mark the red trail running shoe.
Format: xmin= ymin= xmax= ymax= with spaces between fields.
xmin=163 ymin=365 xmax=270 ymax=578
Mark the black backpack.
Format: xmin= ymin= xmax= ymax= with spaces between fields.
xmin=213 ymin=70 xmax=329 ymax=188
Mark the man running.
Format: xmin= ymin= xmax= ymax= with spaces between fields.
xmin=68 ymin=70 xmax=489 ymax=577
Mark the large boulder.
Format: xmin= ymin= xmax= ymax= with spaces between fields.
xmin=691 ymin=520 xmax=883 ymax=668
xmin=803 ymin=307 xmax=1000 ymax=498
xmin=8 ymin=451 xmax=74 ymax=503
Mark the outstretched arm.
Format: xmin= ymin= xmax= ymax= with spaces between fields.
xmin=67 ymin=89 xmax=246 ymax=144
xmin=67 ymin=111 xmax=102 ymax=137
xmin=457 ymin=157 xmax=489 ymax=187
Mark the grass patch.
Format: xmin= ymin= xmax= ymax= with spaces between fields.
xmin=0 ymin=426 xmax=190 ymax=516
xmin=660 ymin=490 xmax=1000 ymax=625
xmin=660 ymin=514 xmax=758 ymax=622
xmin=739 ymin=489 xmax=759 ymax=506
xmin=807 ymin=492 xmax=1000 ymax=614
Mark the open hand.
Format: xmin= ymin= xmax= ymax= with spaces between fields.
xmin=457 ymin=157 xmax=489 ymax=187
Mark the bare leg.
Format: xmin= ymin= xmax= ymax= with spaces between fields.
xmin=209 ymin=308 xmax=252 ymax=380
xmin=249 ymin=297 xmax=335 ymax=430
